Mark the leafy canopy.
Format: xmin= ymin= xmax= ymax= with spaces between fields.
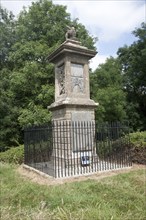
xmin=0 ymin=0 xmax=96 ymax=150
xmin=118 ymin=22 xmax=146 ymax=130
xmin=91 ymin=57 xmax=127 ymax=122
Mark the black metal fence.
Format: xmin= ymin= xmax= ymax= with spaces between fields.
xmin=24 ymin=121 xmax=132 ymax=178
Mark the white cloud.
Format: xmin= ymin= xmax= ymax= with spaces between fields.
xmin=1 ymin=0 xmax=145 ymax=69
xmin=54 ymin=0 xmax=145 ymax=69
xmin=54 ymin=0 xmax=145 ymax=42
xmin=2 ymin=1 xmax=145 ymax=42
xmin=1 ymin=0 xmax=35 ymax=17
xmin=90 ymin=54 xmax=109 ymax=71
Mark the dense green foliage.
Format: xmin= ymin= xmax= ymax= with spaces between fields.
xmin=91 ymin=57 xmax=127 ymax=122
xmin=0 ymin=6 xmax=19 ymax=150
xmin=0 ymin=163 xmax=145 ymax=220
xmin=0 ymin=0 xmax=146 ymax=150
xmin=129 ymin=131 xmax=146 ymax=146
xmin=91 ymin=22 xmax=146 ymax=131
xmin=117 ymin=22 xmax=146 ymax=130
xmin=0 ymin=0 xmax=96 ymax=151
xmin=0 ymin=145 xmax=24 ymax=164
xmin=129 ymin=131 xmax=146 ymax=164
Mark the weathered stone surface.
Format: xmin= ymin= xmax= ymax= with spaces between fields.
xmin=72 ymin=112 xmax=92 ymax=122
xmin=47 ymin=39 xmax=96 ymax=63
xmin=51 ymin=106 xmax=95 ymax=121
xmin=71 ymin=63 xmax=84 ymax=93
xmin=47 ymin=39 xmax=98 ymax=169
xmin=48 ymin=40 xmax=97 ymax=111
xmin=47 ymin=39 xmax=98 ymax=107
xmin=48 ymin=39 xmax=98 ymax=120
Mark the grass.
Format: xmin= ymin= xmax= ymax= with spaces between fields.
xmin=0 ymin=163 xmax=146 ymax=220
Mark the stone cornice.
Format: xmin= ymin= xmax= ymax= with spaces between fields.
xmin=47 ymin=40 xmax=97 ymax=64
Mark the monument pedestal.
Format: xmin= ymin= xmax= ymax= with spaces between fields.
xmin=47 ymin=39 xmax=98 ymax=120
xmin=47 ymin=39 xmax=98 ymax=175
xmin=49 ymin=102 xmax=96 ymax=121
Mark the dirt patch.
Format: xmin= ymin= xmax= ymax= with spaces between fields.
xmin=17 ymin=164 xmax=146 ymax=186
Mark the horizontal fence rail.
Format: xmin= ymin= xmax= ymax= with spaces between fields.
xmin=24 ymin=121 xmax=132 ymax=178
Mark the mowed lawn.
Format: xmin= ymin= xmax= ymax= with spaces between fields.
xmin=0 ymin=163 xmax=145 ymax=220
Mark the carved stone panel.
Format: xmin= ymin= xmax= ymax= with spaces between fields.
xmin=71 ymin=63 xmax=84 ymax=93
xmin=57 ymin=64 xmax=65 ymax=95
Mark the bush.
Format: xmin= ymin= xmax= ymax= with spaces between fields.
xmin=129 ymin=131 xmax=146 ymax=146
xmin=96 ymin=137 xmax=129 ymax=159
xmin=0 ymin=145 xmax=24 ymax=164
xmin=129 ymin=131 xmax=146 ymax=165
xmin=96 ymin=131 xmax=146 ymax=165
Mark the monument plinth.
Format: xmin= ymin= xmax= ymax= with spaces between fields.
xmin=47 ymin=36 xmax=98 ymax=174
xmin=47 ymin=39 xmax=98 ymax=121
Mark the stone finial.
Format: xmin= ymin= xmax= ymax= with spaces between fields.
xmin=65 ymin=26 xmax=76 ymax=40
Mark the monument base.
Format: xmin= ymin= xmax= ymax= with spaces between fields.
xmin=48 ymin=100 xmax=98 ymax=121
xmin=48 ymin=102 xmax=98 ymax=174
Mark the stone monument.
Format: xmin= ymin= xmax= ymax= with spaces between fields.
xmin=47 ymin=28 xmax=98 ymax=121
xmin=47 ymin=28 xmax=98 ymax=176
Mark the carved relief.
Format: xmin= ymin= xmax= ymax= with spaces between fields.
xmin=57 ymin=64 xmax=65 ymax=95
xmin=71 ymin=63 xmax=84 ymax=93
xmin=72 ymin=77 xmax=84 ymax=93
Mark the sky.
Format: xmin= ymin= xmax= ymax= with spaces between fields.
xmin=1 ymin=0 xmax=146 ymax=70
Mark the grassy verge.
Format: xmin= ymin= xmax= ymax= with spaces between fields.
xmin=0 ymin=163 xmax=145 ymax=220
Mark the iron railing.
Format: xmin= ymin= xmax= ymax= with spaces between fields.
xmin=24 ymin=121 xmax=132 ymax=178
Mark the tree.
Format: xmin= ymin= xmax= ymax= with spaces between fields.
xmin=118 ymin=22 xmax=146 ymax=130
xmin=0 ymin=6 xmax=16 ymax=69
xmin=0 ymin=7 xmax=19 ymax=150
xmin=0 ymin=0 xmax=96 ymax=150
xmin=90 ymin=57 xmax=127 ymax=122
xmin=9 ymin=0 xmax=96 ymax=127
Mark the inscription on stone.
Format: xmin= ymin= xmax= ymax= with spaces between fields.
xmin=72 ymin=112 xmax=91 ymax=122
xmin=72 ymin=112 xmax=94 ymax=152
xmin=71 ymin=63 xmax=84 ymax=93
